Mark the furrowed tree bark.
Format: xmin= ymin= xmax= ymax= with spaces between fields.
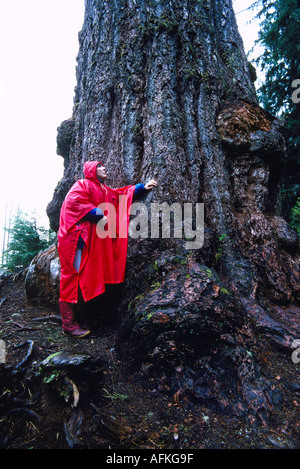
xmin=46 ymin=0 xmax=299 ymax=301
xmin=48 ymin=0 xmax=257 ymax=229
xmin=27 ymin=0 xmax=300 ymax=423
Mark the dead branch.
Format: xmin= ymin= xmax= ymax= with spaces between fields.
xmin=0 ymin=297 xmax=7 ymax=307
xmin=14 ymin=340 xmax=34 ymax=370
xmin=11 ymin=321 xmax=38 ymax=331
xmin=32 ymin=315 xmax=62 ymax=323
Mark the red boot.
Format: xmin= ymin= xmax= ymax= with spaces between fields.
xmin=59 ymin=300 xmax=90 ymax=338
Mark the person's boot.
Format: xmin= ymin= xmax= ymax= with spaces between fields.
xmin=59 ymin=300 xmax=90 ymax=338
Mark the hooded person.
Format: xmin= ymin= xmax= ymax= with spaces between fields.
xmin=57 ymin=160 xmax=157 ymax=337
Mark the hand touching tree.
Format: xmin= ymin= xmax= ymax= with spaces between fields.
xmin=144 ymin=179 xmax=158 ymax=191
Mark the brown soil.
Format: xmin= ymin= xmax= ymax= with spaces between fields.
xmin=0 ymin=276 xmax=299 ymax=450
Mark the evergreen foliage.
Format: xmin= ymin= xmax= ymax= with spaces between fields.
xmin=254 ymin=0 xmax=300 ymax=226
xmin=290 ymin=197 xmax=300 ymax=236
xmin=3 ymin=210 xmax=56 ymax=271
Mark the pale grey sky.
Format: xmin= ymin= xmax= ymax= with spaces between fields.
xmin=233 ymin=0 xmax=262 ymax=64
xmin=0 ymin=0 xmax=84 ymax=226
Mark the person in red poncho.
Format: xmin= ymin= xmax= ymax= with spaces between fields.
xmin=57 ymin=160 xmax=157 ymax=337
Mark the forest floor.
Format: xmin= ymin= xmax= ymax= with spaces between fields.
xmin=0 ymin=275 xmax=299 ymax=452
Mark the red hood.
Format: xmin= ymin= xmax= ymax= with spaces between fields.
xmin=83 ymin=160 xmax=103 ymax=182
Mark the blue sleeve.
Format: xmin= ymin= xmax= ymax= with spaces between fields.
xmin=83 ymin=207 xmax=104 ymax=222
xmin=134 ymin=183 xmax=146 ymax=199
xmin=77 ymin=208 xmax=104 ymax=248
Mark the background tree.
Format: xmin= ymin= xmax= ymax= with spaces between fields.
xmin=254 ymin=0 xmax=300 ymax=228
xmin=38 ymin=0 xmax=300 ymax=423
xmin=47 ymin=0 xmax=298 ymax=305
xmin=4 ymin=210 xmax=55 ymax=271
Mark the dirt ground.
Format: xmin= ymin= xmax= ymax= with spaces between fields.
xmin=0 ymin=276 xmax=299 ymax=450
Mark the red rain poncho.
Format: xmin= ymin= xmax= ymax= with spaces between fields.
xmin=57 ymin=161 xmax=136 ymax=303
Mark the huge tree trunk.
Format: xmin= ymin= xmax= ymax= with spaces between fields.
xmin=36 ymin=0 xmax=300 ymax=423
